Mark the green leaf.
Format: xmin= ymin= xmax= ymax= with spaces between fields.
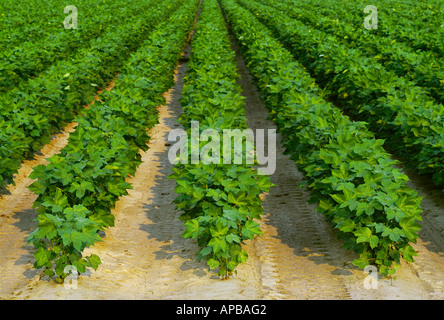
xmin=339 ymin=219 xmax=355 ymax=232
xmin=228 ymin=191 xmax=248 ymax=206
xmin=331 ymin=193 xmax=346 ymax=204
xmin=223 ymin=208 xmax=241 ymax=221
xmin=400 ymin=245 xmax=417 ymax=263
xmin=208 ymin=258 xmax=220 ymax=270
xmin=86 ymin=254 xmax=102 ymax=271
xmin=174 ymin=183 xmax=189 ymax=194
xmin=210 ymin=220 xmax=229 ymax=238
xmin=197 ymin=246 xmax=212 ymax=259
xmin=72 ymin=259 xmax=87 ymax=274
xmin=183 ymin=219 xmax=200 ymax=239
xmin=70 ymin=231 xmax=85 ymax=252
xmin=60 ymin=230 xmax=85 ymax=252
xmin=34 ymin=247 xmax=50 ymax=267
xmin=399 ymin=217 xmax=421 ymax=241
xmin=369 ymin=235 xmax=379 ymax=249
xmin=226 ymin=233 xmax=241 ymax=244
xmin=28 ymin=181 xmax=46 ymax=195
xmin=90 ymin=210 xmax=115 ymax=228
xmin=206 ymin=189 xmax=222 ymax=201
xmin=29 ymin=164 xmax=46 ymax=180
xmin=191 ymin=187 xmax=205 ymax=201
xmin=365 ymin=205 xmax=375 ymax=216
xmin=208 ymin=237 xmax=227 ymax=254
xmin=381 ymin=227 xmax=405 ymax=242
xmin=30 ymin=215 xmax=59 ymax=241
xmin=331 ymin=163 xmax=350 ymax=180
xmin=44 ymin=269 xmax=55 ymax=277
xmin=227 ymin=259 xmax=238 ymax=272
xmin=354 ymin=227 xmax=372 ymax=244
xmin=42 ymin=188 xmax=68 ymax=213
xmin=53 ymin=246 xmax=62 ymax=255
xmin=352 ymin=251 xmax=372 ymax=269
xmin=241 ymin=220 xmax=262 ymax=239
xmin=237 ymin=250 xmax=248 ymax=264
xmin=64 ymin=205 xmax=90 ymax=221
xmin=221 ymin=179 xmax=239 ymax=191
xmin=81 ymin=226 xmax=102 ymax=246
xmin=257 ymin=175 xmax=273 ymax=191
xmin=107 ymin=180 xmax=130 ymax=196
xmin=318 ymin=198 xmax=333 ymax=212
xmin=69 ymin=181 xmax=95 ymax=199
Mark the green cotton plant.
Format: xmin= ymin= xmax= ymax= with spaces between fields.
xmin=0 ymin=123 xmax=29 ymax=187
xmin=27 ymin=110 xmax=145 ymax=282
xmin=169 ymin=0 xmax=273 ymax=278
xmin=26 ymin=0 xmax=200 ymax=282
xmin=235 ymin=0 xmax=444 ymax=192
xmin=220 ymin=0 xmax=423 ymax=278
xmin=0 ymin=0 xmax=163 ymax=92
xmin=287 ymin=116 xmax=423 ymax=276
xmin=27 ymin=202 xmax=103 ymax=281
xmin=0 ymin=0 xmax=184 ymax=192
xmin=257 ymin=0 xmax=443 ymax=103
xmin=170 ymin=151 xmax=271 ymax=277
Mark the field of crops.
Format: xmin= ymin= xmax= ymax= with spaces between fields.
xmin=0 ymin=0 xmax=443 ymax=301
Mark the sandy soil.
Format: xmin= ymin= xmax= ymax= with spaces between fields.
xmin=0 ymin=122 xmax=77 ymax=298
xmin=0 ymin=4 xmax=443 ymax=300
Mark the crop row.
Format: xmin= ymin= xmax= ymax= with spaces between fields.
xmin=238 ymin=0 xmax=444 ymax=191
xmin=26 ymin=0 xmax=200 ymax=282
xmin=0 ymin=0 xmax=163 ymax=92
xmin=0 ymin=0 xmax=91 ymax=49
xmin=169 ymin=0 xmax=273 ymax=278
xmin=259 ymin=0 xmax=443 ymax=103
xmin=221 ymin=0 xmax=424 ymax=277
xmin=0 ymin=0 xmax=182 ymax=189
xmin=283 ymin=0 xmax=443 ymax=55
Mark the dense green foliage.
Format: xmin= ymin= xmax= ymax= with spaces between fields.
xmin=0 ymin=0 xmax=182 ymax=189
xmin=26 ymin=0 xmax=199 ymax=282
xmin=0 ymin=0 xmax=165 ymax=92
xmin=258 ymin=0 xmax=443 ymax=103
xmin=237 ymin=0 xmax=444 ymax=191
xmin=1 ymin=0 xmax=439 ymax=283
xmin=221 ymin=0 xmax=424 ymax=277
xmin=170 ymin=0 xmax=273 ymax=278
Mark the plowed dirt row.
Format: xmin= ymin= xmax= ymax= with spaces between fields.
xmin=1 ymin=4 xmax=443 ymax=299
